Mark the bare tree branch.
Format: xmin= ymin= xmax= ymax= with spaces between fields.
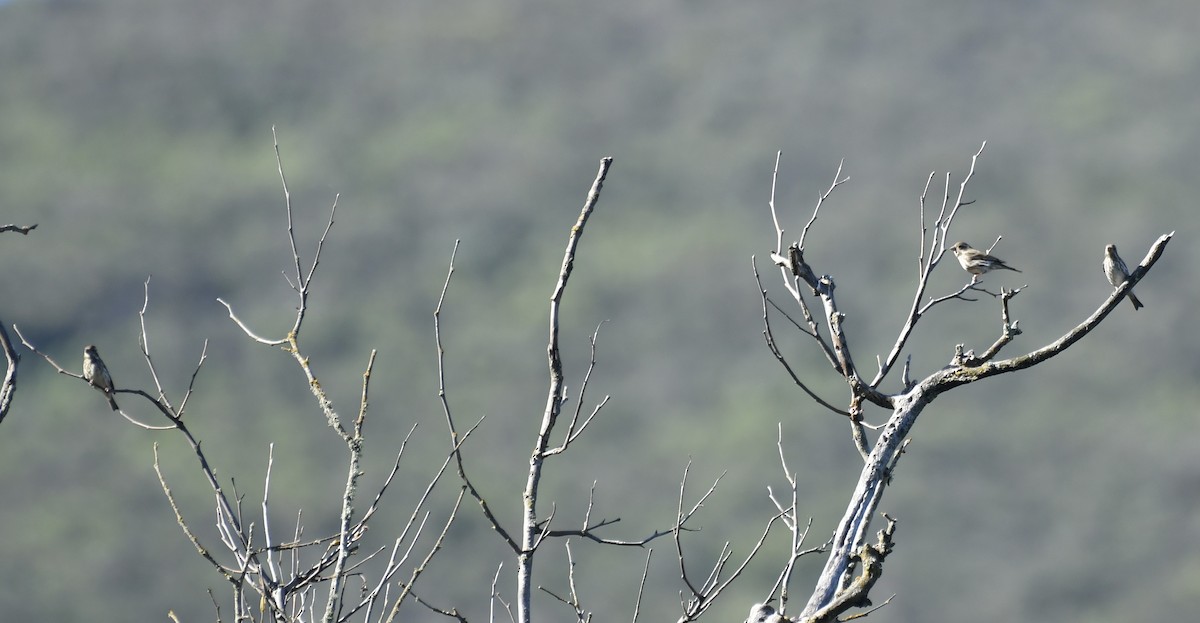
xmin=954 ymin=233 xmax=1171 ymax=377
xmin=434 ymin=239 xmax=521 ymax=553
xmin=807 ymin=515 xmax=896 ymax=623
xmin=766 ymin=424 xmax=826 ymax=616
xmin=0 ymin=319 xmax=19 ymax=424
xmin=0 ymin=223 xmax=37 ymax=234
xmin=517 ymin=157 xmax=613 ymax=623
xmin=754 ymin=260 xmax=850 ymax=417
xmin=0 ymin=225 xmax=31 ymax=423
xmin=545 ymin=323 xmax=611 ymax=455
xmin=765 ymin=156 xmax=847 ymax=372
xmin=630 ymin=549 xmax=653 ymax=623
xmin=759 ymin=145 xmax=1176 ymax=622
xmin=321 ymin=350 xmax=378 ymax=623
xmin=870 ymin=142 xmax=987 ymax=389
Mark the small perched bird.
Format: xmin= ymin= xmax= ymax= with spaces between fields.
xmin=745 ymin=603 xmax=790 ymax=623
xmin=1103 ymin=244 xmax=1144 ymax=310
xmin=949 ymin=241 xmax=1021 ymax=276
xmin=83 ymin=344 xmax=119 ymax=411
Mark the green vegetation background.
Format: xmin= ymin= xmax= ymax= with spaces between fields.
xmin=0 ymin=1 xmax=1196 ymax=621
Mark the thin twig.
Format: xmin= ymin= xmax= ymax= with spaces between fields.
xmin=798 ymin=159 xmax=849 ymax=250
xmin=871 ymin=142 xmax=986 ymax=388
xmin=630 ymin=549 xmax=653 ymax=623
xmin=433 ymin=239 xmax=520 ymax=551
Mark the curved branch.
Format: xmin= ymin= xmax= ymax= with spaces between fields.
xmin=928 ymin=232 xmax=1173 ymax=394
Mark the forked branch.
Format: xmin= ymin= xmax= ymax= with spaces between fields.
xmin=758 ymin=146 xmax=1175 ymax=623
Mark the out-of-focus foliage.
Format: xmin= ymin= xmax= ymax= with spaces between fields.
xmin=0 ymin=1 xmax=1195 ymax=622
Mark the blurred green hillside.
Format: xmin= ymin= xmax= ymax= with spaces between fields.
xmin=0 ymin=1 xmax=1196 ymax=622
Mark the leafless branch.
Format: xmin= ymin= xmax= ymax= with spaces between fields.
xmin=490 ymin=561 xmax=509 ymax=623
xmin=0 ymin=319 xmax=19 ymax=424
xmin=262 ymin=444 xmax=284 ymax=603
xmin=0 ymin=223 xmax=37 ymax=234
xmin=754 ymin=260 xmax=849 ymax=417
xmin=765 ymin=155 xmax=848 ymax=372
xmin=806 ymin=515 xmax=896 ymax=623
xmin=764 ymin=147 xmax=1175 ymax=621
xmin=217 ymin=130 xmax=348 ymax=443
xmin=409 ymin=589 xmax=470 ymax=623
xmin=517 ymin=157 xmax=613 ymax=623
xmin=936 ymin=233 xmax=1173 ymax=385
xmin=434 ymin=239 xmax=520 ymax=553
xmin=379 ymin=488 xmax=465 ymax=623
xmin=799 ymin=160 xmax=849 ymax=251
xmin=154 ymin=443 xmax=237 ymax=580
xmin=674 ymin=512 xmax=781 ymax=623
xmin=138 ymin=276 xmax=171 ymax=404
xmin=765 ymin=424 xmax=825 ymax=615
xmin=546 ymin=323 xmax=610 ymax=454
xmin=0 ymin=188 xmax=32 ymax=423
xmin=838 ymin=593 xmax=895 ymax=621
xmin=321 ymin=350 xmax=378 ymax=622
xmin=538 ymin=540 xmax=591 ymax=623
xmin=870 ymin=142 xmax=987 ymax=389
xmin=630 ymin=549 xmax=653 ymax=623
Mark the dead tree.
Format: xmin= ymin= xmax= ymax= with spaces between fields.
xmin=750 ymin=143 xmax=1174 ymax=622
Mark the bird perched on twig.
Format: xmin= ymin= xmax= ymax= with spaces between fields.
xmin=949 ymin=241 xmax=1021 ymax=276
xmin=83 ymin=344 xmax=119 ymax=411
xmin=1103 ymin=244 xmax=1144 ymax=310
